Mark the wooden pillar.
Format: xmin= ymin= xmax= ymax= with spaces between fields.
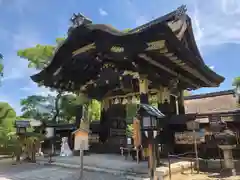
xmin=162 ymin=87 xmax=170 ymax=103
xmin=178 ymin=90 xmax=185 ymax=114
xmin=157 ymin=86 xmax=163 ymax=104
xmin=102 ymin=98 xmax=110 ymax=110
xmin=139 ymin=75 xmax=155 ymax=178
xmin=99 ymin=98 xmax=110 ymax=143
xmin=139 ymin=75 xmax=149 ymax=104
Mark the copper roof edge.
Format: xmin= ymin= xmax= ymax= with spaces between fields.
xmin=184 ymin=89 xmax=234 ymax=100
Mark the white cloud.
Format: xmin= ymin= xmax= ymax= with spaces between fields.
xmin=189 ymin=0 xmax=240 ymax=47
xmin=99 ymin=8 xmax=108 ymax=16
xmin=221 ymin=0 xmax=240 ymax=15
xmin=209 ymin=66 xmax=215 ymax=70
xmin=124 ymin=0 xmax=240 ymax=48
xmin=2 ymin=58 xmax=35 ymax=81
xmin=20 ymin=82 xmax=57 ymax=97
xmin=2 ymin=26 xmax=43 ymax=81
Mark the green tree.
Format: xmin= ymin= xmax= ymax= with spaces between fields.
xmin=17 ymin=38 xmax=65 ymax=69
xmin=0 ymin=102 xmax=16 ymax=154
xmin=18 ymin=37 xmax=101 ymax=123
xmin=0 ymin=102 xmax=16 ymax=131
xmin=0 ymin=53 xmax=4 ymax=79
xmin=233 ymin=76 xmax=240 ymax=105
xmin=122 ymin=28 xmax=132 ymax=33
xmin=88 ymin=100 xmax=101 ymax=121
xmin=183 ymin=90 xmax=192 ymax=96
xmin=20 ymin=93 xmax=93 ymax=123
xmin=20 ymin=95 xmax=52 ymax=120
xmin=233 ymin=77 xmax=240 ymax=87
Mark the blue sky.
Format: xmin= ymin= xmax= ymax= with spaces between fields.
xmin=0 ymin=0 xmax=240 ymax=114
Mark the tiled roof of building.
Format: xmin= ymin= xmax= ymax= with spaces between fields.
xmin=184 ymin=89 xmax=240 ymax=114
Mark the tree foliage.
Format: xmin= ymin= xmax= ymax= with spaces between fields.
xmin=20 ymin=95 xmax=52 ymax=120
xmin=0 ymin=102 xmax=17 ymax=153
xmin=233 ymin=77 xmax=240 ymax=87
xmin=122 ymin=28 xmax=132 ymax=33
xmin=183 ymin=90 xmax=192 ymax=96
xmin=17 ymin=37 xmax=101 ymax=123
xmin=0 ymin=53 xmax=4 ymax=79
xmin=19 ymin=93 xmax=95 ymax=123
xmin=0 ymin=102 xmax=16 ymax=131
xmin=17 ymin=38 xmax=65 ymax=70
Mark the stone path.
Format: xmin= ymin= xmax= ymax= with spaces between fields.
xmin=171 ymin=171 xmax=240 ymax=180
xmin=0 ymin=162 xmax=127 ymax=180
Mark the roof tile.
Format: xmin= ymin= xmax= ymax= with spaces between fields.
xmin=184 ymin=90 xmax=239 ymax=114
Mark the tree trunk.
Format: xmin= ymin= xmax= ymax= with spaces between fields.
xmin=51 ymin=92 xmax=62 ymax=123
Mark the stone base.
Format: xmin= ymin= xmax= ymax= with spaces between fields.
xmin=220 ymin=168 xmax=236 ymax=177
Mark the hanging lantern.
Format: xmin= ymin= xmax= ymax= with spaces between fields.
xmin=127 ymin=96 xmax=132 ymax=104
xmin=109 ymin=99 xmax=113 ymax=105
xmin=114 ymin=98 xmax=120 ymax=104
xmin=119 ymin=98 xmax=123 ymax=104
xmin=149 ymin=95 xmax=153 ymax=102
xmin=136 ymin=95 xmax=140 ymax=104
xmin=151 ymin=94 xmax=157 ymax=102
xmin=122 ymin=98 xmax=128 ymax=104
xmin=131 ymin=96 xmax=137 ymax=104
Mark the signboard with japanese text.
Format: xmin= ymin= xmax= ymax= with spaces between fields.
xmin=15 ymin=120 xmax=30 ymax=128
xmin=208 ymin=115 xmax=225 ymax=132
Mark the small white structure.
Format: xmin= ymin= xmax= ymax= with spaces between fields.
xmin=72 ymin=128 xmax=91 ymax=151
xmin=60 ymin=137 xmax=73 ymax=157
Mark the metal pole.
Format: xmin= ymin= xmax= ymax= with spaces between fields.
xmin=193 ymin=129 xmax=199 ymax=173
xmin=79 ymin=141 xmax=84 ymax=180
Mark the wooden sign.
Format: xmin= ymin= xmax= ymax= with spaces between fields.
xmin=209 ymin=115 xmax=221 ymax=125
xmin=209 ymin=115 xmax=223 ymax=132
xmin=80 ymin=139 xmax=88 ymax=151
xmin=175 ymin=131 xmax=205 ymax=144
xmin=133 ymin=118 xmax=141 ymax=147
xmin=186 ymin=121 xmax=199 ymax=130
xmin=15 ymin=120 xmax=30 ymax=128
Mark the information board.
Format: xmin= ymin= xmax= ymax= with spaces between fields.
xmin=15 ymin=120 xmax=30 ymax=128
xmin=209 ymin=115 xmax=221 ymax=125
xmin=208 ymin=115 xmax=223 ymax=132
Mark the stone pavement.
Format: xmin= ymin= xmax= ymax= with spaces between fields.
xmin=38 ymin=154 xmax=149 ymax=176
xmin=37 ymin=154 xmax=194 ymax=179
xmin=0 ymin=162 xmax=127 ymax=180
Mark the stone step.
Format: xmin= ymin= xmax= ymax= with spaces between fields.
xmin=154 ymin=161 xmax=195 ymax=180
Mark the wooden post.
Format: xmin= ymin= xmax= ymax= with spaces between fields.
xmin=139 ymin=75 xmax=155 ymax=178
xmin=79 ymin=140 xmax=84 ymax=180
xmin=193 ymin=129 xmax=200 ymax=173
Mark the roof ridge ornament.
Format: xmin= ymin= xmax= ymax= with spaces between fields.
xmin=70 ymin=13 xmax=92 ymax=27
xmin=174 ymin=5 xmax=187 ymax=21
xmin=68 ymin=13 xmax=92 ymax=35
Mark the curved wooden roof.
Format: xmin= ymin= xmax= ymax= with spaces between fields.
xmin=31 ymin=6 xmax=224 ymax=99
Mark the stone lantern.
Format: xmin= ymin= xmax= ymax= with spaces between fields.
xmin=214 ymin=126 xmax=237 ymax=176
